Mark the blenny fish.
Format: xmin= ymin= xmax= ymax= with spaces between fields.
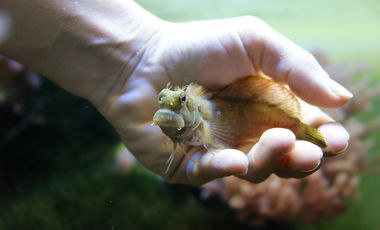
xmin=153 ymin=74 xmax=327 ymax=172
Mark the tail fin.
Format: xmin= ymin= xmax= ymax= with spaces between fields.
xmin=298 ymin=123 xmax=327 ymax=148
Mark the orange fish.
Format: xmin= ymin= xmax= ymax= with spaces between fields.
xmin=153 ymin=74 xmax=326 ymax=171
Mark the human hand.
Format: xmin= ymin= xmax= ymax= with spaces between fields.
xmin=98 ymin=16 xmax=351 ymax=185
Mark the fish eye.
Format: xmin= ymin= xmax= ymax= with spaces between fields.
xmin=181 ymin=95 xmax=186 ymax=102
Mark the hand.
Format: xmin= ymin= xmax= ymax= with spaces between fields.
xmin=97 ymin=16 xmax=351 ymax=185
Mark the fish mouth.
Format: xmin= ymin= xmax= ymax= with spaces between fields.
xmin=153 ymin=109 xmax=184 ymax=130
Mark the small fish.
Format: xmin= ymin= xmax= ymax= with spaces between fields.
xmin=153 ymin=74 xmax=327 ymax=172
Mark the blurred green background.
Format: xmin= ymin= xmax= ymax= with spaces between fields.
xmin=1 ymin=0 xmax=379 ymax=229
xmin=138 ymin=0 xmax=380 ymax=66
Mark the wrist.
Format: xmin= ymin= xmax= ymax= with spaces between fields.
xmin=0 ymin=0 xmax=165 ymax=104
xmin=76 ymin=1 xmax=166 ymax=106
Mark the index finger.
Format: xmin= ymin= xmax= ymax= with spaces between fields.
xmin=238 ymin=17 xmax=353 ymax=107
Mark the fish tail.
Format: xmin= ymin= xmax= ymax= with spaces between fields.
xmin=298 ymin=123 xmax=327 ymax=148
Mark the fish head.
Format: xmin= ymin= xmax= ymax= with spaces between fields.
xmin=157 ymin=87 xmax=185 ymax=111
xmin=153 ymin=85 xmax=197 ymax=134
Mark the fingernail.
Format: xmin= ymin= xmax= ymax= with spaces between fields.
xmin=327 ymin=78 xmax=353 ymax=99
xmin=334 ymin=143 xmax=349 ymax=154
xmin=319 ymin=123 xmax=350 ymax=155
xmin=302 ymin=160 xmax=321 ymax=173
xmin=326 ymin=143 xmax=349 ymax=156
xmin=234 ymin=168 xmax=248 ymax=176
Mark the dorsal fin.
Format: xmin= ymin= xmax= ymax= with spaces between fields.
xmin=211 ymin=74 xmax=301 ymax=118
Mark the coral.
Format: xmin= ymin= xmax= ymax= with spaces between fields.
xmin=201 ymin=50 xmax=377 ymax=225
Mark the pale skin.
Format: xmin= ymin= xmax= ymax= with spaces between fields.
xmin=0 ymin=0 xmax=351 ymax=185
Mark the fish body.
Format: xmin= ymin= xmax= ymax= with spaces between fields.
xmin=153 ymin=75 xmax=326 ymax=165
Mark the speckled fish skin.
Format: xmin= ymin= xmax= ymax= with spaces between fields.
xmin=153 ymin=74 xmax=327 ymax=152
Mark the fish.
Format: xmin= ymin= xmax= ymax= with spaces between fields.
xmin=153 ymin=74 xmax=327 ymax=172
